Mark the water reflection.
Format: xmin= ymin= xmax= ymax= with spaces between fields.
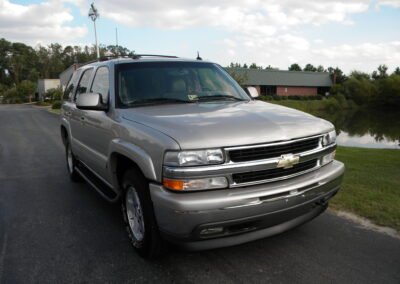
xmin=312 ymin=108 xmax=400 ymax=149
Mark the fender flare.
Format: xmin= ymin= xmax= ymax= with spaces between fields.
xmin=108 ymin=139 xmax=158 ymax=184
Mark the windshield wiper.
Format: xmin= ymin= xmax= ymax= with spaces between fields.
xmin=125 ymin=98 xmax=192 ymax=107
xmin=197 ymin=94 xmax=246 ymax=102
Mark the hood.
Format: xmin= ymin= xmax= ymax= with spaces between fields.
xmin=120 ymin=100 xmax=333 ymax=149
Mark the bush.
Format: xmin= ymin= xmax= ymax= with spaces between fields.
xmin=335 ymin=93 xmax=347 ymax=108
xmin=324 ymin=98 xmax=340 ymax=112
xmin=45 ymin=88 xmax=63 ymax=101
xmin=52 ymin=100 xmax=62 ymax=109
xmin=260 ymin=95 xmax=272 ymax=101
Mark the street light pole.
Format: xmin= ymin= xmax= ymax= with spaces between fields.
xmin=88 ymin=3 xmax=100 ymax=59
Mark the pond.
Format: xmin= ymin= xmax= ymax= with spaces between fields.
xmin=313 ymin=108 xmax=400 ymax=149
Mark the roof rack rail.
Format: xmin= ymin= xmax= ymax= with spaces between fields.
xmin=131 ymin=54 xmax=179 ymax=59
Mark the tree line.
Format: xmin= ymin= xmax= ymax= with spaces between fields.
xmin=228 ymin=62 xmax=400 ymax=107
xmin=0 ymin=37 xmax=399 ymax=107
xmin=0 ymin=38 xmax=134 ymax=103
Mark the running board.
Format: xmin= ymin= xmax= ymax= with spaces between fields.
xmin=75 ymin=164 xmax=118 ymax=202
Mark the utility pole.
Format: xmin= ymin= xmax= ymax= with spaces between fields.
xmin=115 ymin=28 xmax=119 ymax=56
xmin=88 ymin=3 xmax=100 ymax=59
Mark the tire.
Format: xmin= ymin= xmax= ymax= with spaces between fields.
xmin=121 ymin=168 xmax=163 ymax=259
xmin=65 ymin=141 xmax=82 ymax=182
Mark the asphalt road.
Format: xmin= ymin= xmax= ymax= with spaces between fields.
xmin=0 ymin=104 xmax=399 ymax=284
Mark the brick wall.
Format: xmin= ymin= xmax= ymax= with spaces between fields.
xmin=276 ymin=86 xmax=317 ymax=96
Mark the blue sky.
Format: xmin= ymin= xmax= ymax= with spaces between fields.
xmin=1 ymin=0 xmax=399 ymax=73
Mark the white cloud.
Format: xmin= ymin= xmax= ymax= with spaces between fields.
xmin=1 ymin=0 xmax=399 ymax=72
xmin=377 ymin=0 xmax=400 ymax=8
xmin=73 ymin=0 xmax=370 ymax=33
xmin=0 ymin=0 xmax=87 ymax=44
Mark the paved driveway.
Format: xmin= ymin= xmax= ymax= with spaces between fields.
xmin=0 ymin=104 xmax=399 ymax=283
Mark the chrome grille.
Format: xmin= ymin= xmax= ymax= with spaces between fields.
xmin=228 ymin=137 xmax=320 ymax=163
xmin=232 ymin=159 xmax=318 ymax=184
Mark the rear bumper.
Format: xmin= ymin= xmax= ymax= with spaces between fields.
xmin=150 ymin=160 xmax=344 ymax=250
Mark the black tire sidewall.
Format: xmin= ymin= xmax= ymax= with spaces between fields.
xmin=121 ymin=168 xmax=162 ymax=258
xmin=65 ymin=141 xmax=81 ymax=182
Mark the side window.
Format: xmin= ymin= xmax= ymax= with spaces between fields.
xmin=74 ymin=68 xmax=94 ymax=101
xmin=90 ymin=67 xmax=109 ymax=102
xmin=63 ymin=71 xmax=81 ymax=101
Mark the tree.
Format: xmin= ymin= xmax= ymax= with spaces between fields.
xmin=303 ymin=64 xmax=317 ymax=72
xmin=343 ymin=73 xmax=376 ymax=104
xmin=288 ymin=63 xmax=302 ymax=71
xmin=350 ymin=70 xmax=370 ymax=81
xmin=327 ymin=66 xmax=347 ymax=84
xmin=227 ymin=69 xmax=248 ymax=85
xmin=265 ymin=65 xmax=278 ymax=70
xmin=243 ymin=63 xmax=248 ymax=69
xmin=393 ymin=67 xmax=400 ymax=76
xmin=249 ymin=63 xmax=262 ymax=69
xmin=17 ymin=80 xmax=36 ymax=102
xmin=317 ymin=65 xmax=325 ymax=72
xmin=372 ymin=64 xmax=389 ymax=80
xmin=375 ymin=74 xmax=400 ymax=106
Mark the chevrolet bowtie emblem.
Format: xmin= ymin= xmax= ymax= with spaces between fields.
xmin=276 ymin=154 xmax=300 ymax=169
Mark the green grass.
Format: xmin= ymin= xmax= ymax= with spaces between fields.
xmin=269 ymin=100 xmax=326 ymax=112
xmin=35 ymin=101 xmax=51 ymax=106
xmin=333 ymin=147 xmax=400 ymax=231
xmin=263 ymin=98 xmax=357 ymax=113
xmin=48 ymin=108 xmax=61 ymax=115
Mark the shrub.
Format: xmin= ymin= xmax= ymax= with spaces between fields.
xmin=52 ymin=100 xmax=62 ymax=109
xmin=45 ymin=88 xmax=63 ymax=101
xmin=324 ymin=98 xmax=340 ymax=112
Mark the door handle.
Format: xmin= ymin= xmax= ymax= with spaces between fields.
xmin=80 ymin=116 xmax=85 ymax=121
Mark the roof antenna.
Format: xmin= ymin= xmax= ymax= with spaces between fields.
xmin=196 ymin=51 xmax=202 ymax=61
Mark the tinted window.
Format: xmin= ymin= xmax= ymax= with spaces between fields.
xmin=63 ymin=70 xmax=81 ymax=101
xmin=75 ymin=68 xmax=93 ymax=101
xmin=116 ymin=62 xmax=249 ymax=107
xmin=90 ymin=67 xmax=109 ymax=102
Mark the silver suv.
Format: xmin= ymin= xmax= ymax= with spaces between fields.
xmin=61 ymin=55 xmax=344 ymax=258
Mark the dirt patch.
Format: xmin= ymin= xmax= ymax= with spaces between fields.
xmin=330 ymin=209 xmax=400 ymax=240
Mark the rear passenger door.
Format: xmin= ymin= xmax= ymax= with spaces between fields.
xmin=70 ymin=67 xmax=94 ymax=161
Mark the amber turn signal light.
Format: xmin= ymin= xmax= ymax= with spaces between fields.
xmin=163 ymin=178 xmax=184 ymax=191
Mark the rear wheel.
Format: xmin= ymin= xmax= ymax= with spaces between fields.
xmin=65 ymin=141 xmax=82 ymax=182
xmin=121 ymin=168 xmax=163 ymax=259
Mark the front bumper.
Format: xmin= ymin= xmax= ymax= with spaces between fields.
xmin=150 ymin=160 xmax=344 ymax=250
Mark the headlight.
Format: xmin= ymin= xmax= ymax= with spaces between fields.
xmin=323 ymin=130 xmax=337 ymax=146
xmin=163 ymin=177 xmax=228 ymax=191
xmin=164 ymin=149 xmax=224 ymax=166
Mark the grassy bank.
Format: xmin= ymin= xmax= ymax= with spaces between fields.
xmin=334 ymin=147 xmax=400 ymax=231
xmin=261 ymin=96 xmax=357 ymax=113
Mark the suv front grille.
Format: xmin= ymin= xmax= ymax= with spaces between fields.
xmin=228 ymin=137 xmax=320 ymax=163
xmin=232 ymin=159 xmax=318 ymax=184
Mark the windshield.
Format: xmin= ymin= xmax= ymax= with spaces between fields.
xmin=116 ymin=61 xmax=250 ymax=107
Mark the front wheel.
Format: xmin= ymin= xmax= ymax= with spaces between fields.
xmin=121 ymin=168 xmax=163 ymax=259
xmin=65 ymin=141 xmax=82 ymax=182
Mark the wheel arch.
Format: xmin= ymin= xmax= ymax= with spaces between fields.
xmin=108 ymin=140 xmax=158 ymax=195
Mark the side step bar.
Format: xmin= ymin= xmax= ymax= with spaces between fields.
xmin=75 ymin=163 xmax=119 ymax=202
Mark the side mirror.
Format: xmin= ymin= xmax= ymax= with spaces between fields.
xmin=246 ymin=86 xmax=259 ymax=98
xmin=76 ymin=93 xmax=108 ymax=111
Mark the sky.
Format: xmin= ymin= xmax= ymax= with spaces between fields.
xmin=0 ymin=0 xmax=399 ymax=73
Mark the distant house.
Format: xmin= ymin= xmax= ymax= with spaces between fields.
xmin=227 ymin=68 xmax=333 ymax=96
xmin=36 ymin=79 xmax=60 ymax=101
xmin=59 ymin=64 xmax=80 ymax=90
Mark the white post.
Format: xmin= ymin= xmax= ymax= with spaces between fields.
xmin=94 ymin=21 xmax=100 ymax=59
